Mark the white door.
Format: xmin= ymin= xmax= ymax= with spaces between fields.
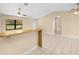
xmin=54 ymin=16 xmax=62 ymax=35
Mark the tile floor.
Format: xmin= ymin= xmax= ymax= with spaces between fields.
xmin=27 ymin=33 xmax=79 ymax=55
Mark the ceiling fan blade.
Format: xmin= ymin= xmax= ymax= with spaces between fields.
xmin=24 ymin=3 xmax=28 ymax=6
xmin=71 ymin=9 xmax=75 ymax=11
xmin=22 ymin=14 xmax=27 ymax=16
xmin=71 ymin=8 xmax=78 ymax=11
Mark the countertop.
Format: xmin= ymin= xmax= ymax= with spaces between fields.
xmin=0 ymin=28 xmax=42 ymax=37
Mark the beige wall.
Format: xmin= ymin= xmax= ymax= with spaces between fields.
xmin=0 ymin=15 xmax=36 ymax=31
xmin=38 ymin=11 xmax=79 ymax=38
xmin=0 ymin=15 xmax=37 ymax=54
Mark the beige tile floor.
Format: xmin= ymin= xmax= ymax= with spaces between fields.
xmin=28 ymin=33 xmax=79 ymax=55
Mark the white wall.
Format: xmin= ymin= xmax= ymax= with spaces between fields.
xmin=0 ymin=15 xmax=36 ymax=30
xmin=38 ymin=11 xmax=79 ymax=38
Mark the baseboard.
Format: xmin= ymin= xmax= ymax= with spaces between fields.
xmin=43 ymin=32 xmax=54 ymax=36
xmin=61 ymin=35 xmax=79 ymax=39
xmin=44 ymin=32 xmax=79 ymax=40
xmin=23 ymin=45 xmax=38 ymax=55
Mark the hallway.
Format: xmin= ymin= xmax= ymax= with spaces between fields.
xmin=28 ymin=33 xmax=79 ymax=55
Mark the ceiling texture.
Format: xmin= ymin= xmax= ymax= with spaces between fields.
xmin=0 ymin=3 xmax=75 ymax=19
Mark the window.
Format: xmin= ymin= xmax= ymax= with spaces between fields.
xmin=6 ymin=19 xmax=23 ymax=30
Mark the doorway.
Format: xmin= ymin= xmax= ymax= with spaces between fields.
xmin=53 ymin=16 xmax=62 ymax=35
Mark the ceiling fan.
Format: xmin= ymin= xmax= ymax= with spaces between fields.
xmin=17 ymin=8 xmax=27 ymax=17
xmin=71 ymin=3 xmax=79 ymax=15
xmin=17 ymin=3 xmax=28 ymax=17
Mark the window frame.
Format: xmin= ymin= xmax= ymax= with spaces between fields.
xmin=6 ymin=19 xmax=23 ymax=30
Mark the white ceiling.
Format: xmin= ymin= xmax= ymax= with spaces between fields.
xmin=0 ymin=3 xmax=75 ymax=19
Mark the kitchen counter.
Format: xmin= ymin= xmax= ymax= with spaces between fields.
xmin=0 ymin=28 xmax=41 ymax=37
xmin=0 ymin=28 xmax=42 ymax=48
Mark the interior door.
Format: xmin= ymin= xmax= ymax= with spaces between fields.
xmin=54 ymin=16 xmax=62 ymax=35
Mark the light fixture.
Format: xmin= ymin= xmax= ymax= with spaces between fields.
xmin=17 ymin=8 xmax=22 ymax=17
xmin=17 ymin=3 xmax=28 ymax=17
xmin=24 ymin=3 xmax=28 ymax=6
xmin=17 ymin=8 xmax=27 ymax=17
xmin=71 ymin=3 xmax=79 ymax=16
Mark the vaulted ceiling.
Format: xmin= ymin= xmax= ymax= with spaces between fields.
xmin=0 ymin=3 xmax=75 ymax=19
